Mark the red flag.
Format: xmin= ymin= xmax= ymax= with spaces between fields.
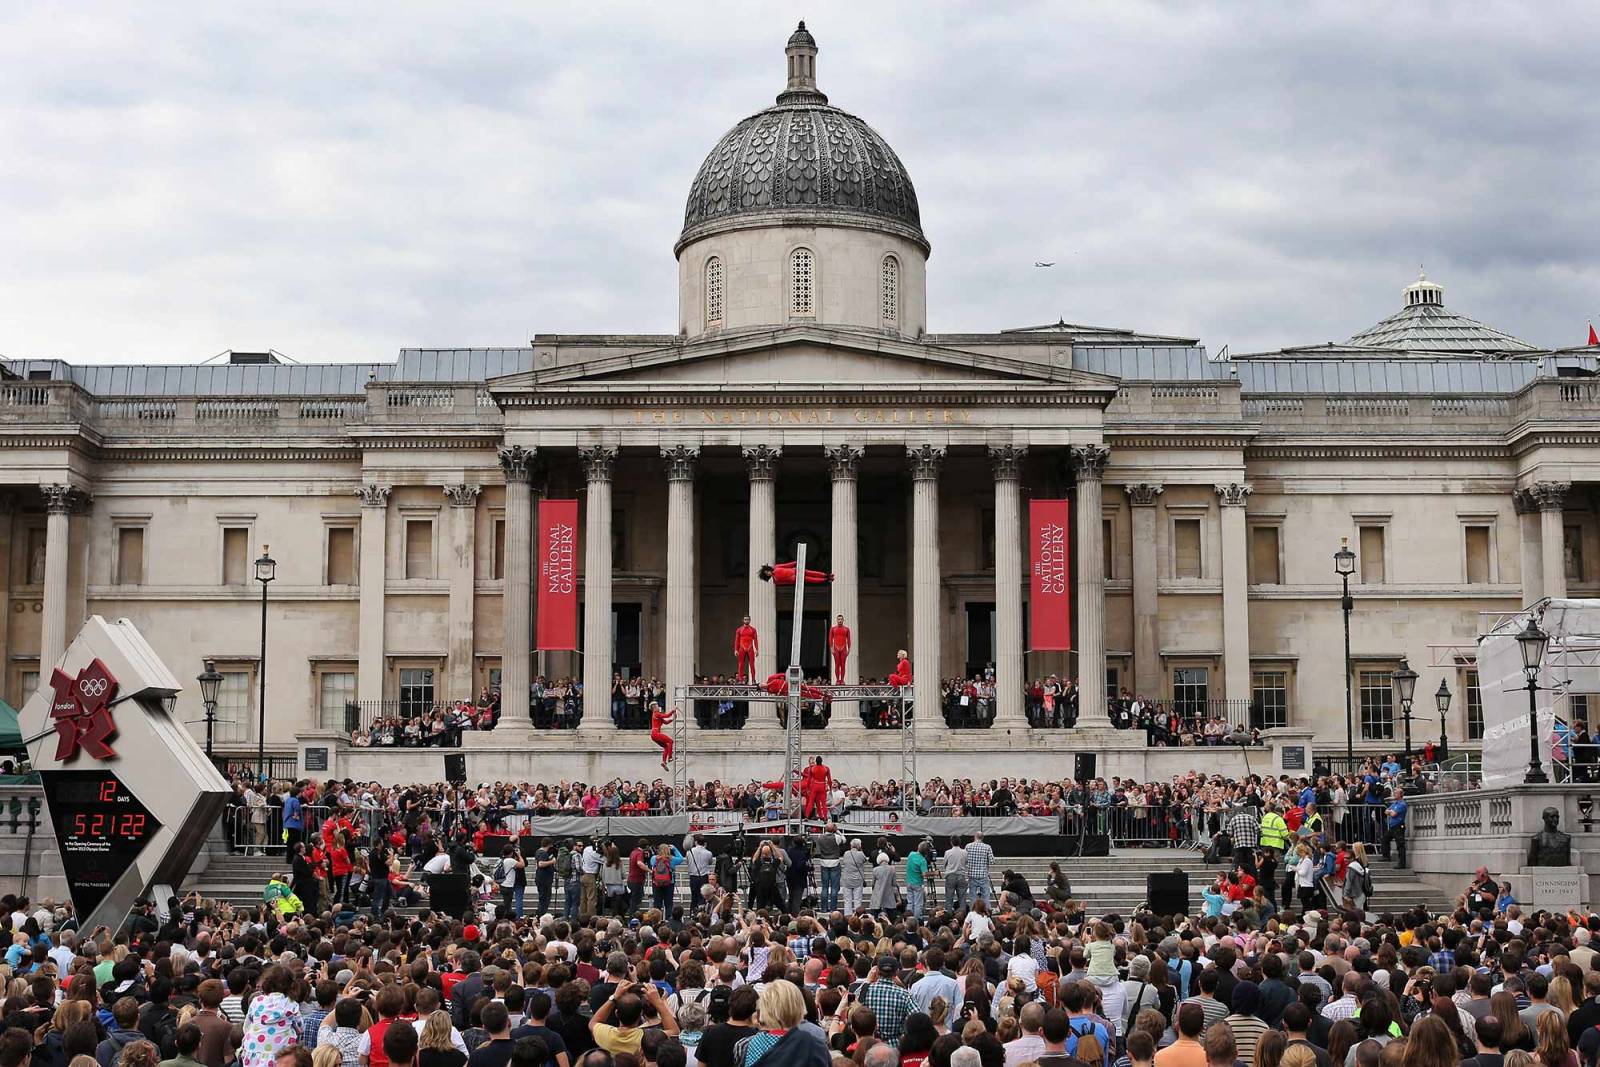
xmin=1029 ymin=500 xmax=1072 ymax=651
xmin=536 ymin=499 xmax=579 ymax=650
xmin=1588 ymin=321 xmax=1598 ymax=346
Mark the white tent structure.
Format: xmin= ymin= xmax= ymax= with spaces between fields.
xmin=1479 ymin=600 xmax=1600 ymax=789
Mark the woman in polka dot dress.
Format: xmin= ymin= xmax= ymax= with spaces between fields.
xmin=241 ymin=964 xmax=302 ymax=1067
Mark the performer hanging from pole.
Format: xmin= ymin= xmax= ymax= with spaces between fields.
xmin=734 ymin=615 xmax=759 ymax=683
xmin=649 ymin=702 xmax=675 ymax=769
xmin=764 ymin=672 xmax=828 ymax=702
xmin=828 ymin=615 xmax=851 ymax=685
xmin=889 ymin=649 xmax=912 ymax=687
xmin=801 ymin=755 xmax=833 ymax=819
xmin=758 ymin=562 xmax=833 ymax=585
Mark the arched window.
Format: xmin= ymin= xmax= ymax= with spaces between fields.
xmin=881 ymin=255 xmax=899 ymax=327
xmin=790 ymin=247 xmax=814 ymax=316
xmin=704 ymin=257 xmax=724 ymax=327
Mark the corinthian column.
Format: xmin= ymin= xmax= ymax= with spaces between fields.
xmin=1216 ymin=482 xmax=1253 ymax=706
xmin=497 ymin=447 xmax=536 ymax=731
xmin=827 ymin=444 xmax=863 ymax=691
xmin=1534 ymin=481 xmax=1571 ymax=601
xmin=580 ymin=446 xmax=617 ymax=729
xmin=744 ymin=445 xmax=781 ymax=679
xmin=990 ymin=447 xmax=1027 ymax=726
xmin=1513 ymin=489 xmax=1543 ymax=607
xmin=908 ymin=444 xmax=945 ymax=729
xmin=1125 ymin=484 xmax=1163 ymax=699
xmin=1072 ymin=445 xmax=1110 ymax=726
xmin=662 ymin=445 xmax=699 ymax=717
xmin=443 ymin=484 xmax=481 ymax=701
xmin=39 ymin=485 xmax=84 ymax=671
xmin=355 ymin=484 xmax=391 ymax=707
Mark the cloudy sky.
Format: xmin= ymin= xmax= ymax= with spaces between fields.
xmin=3 ymin=1 xmax=1597 ymax=365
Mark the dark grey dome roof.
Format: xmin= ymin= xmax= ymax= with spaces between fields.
xmin=678 ymin=24 xmax=926 ymax=253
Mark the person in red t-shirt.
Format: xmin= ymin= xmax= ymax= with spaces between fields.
xmin=801 ymin=756 xmax=833 ymax=819
xmin=733 ymin=616 xmax=759 ymax=683
xmin=828 ymin=615 xmax=851 ymax=684
xmin=764 ymin=673 xmax=826 ymax=701
xmin=888 ymin=650 xmax=912 ymax=687
xmin=758 ymin=562 xmax=832 ymax=585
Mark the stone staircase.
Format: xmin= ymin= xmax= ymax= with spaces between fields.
xmin=185 ymin=846 xmax=1452 ymax=917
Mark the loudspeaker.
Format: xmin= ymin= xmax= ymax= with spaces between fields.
xmin=1074 ymin=753 xmax=1097 ymax=781
xmin=1146 ymin=870 xmax=1190 ymax=916
xmin=427 ymin=872 xmax=472 ymax=919
xmin=444 ymin=753 xmax=467 ymax=784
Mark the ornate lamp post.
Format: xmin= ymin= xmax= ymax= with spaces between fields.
xmin=1434 ymin=679 xmax=1451 ymax=761
xmin=1334 ymin=538 xmax=1356 ymax=766
xmin=1516 ymin=616 xmax=1550 ymax=784
xmin=197 ymin=658 xmax=223 ymax=760
xmin=1394 ymin=658 xmax=1418 ymax=762
xmin=254 ymin=546 xmax=277 ymax=779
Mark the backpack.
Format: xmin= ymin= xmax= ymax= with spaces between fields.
xmin=654 ymin=854 xmax=673 ymax=886
xmin=1360 ymin=864 xmax=1375 ymax=898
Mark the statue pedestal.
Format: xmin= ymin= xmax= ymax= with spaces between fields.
xmin=1515 ymin=866 xmax=1586 ymax=911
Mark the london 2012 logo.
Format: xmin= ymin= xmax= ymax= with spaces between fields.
xmin=48 ymin=658 xmax=119 ymax=761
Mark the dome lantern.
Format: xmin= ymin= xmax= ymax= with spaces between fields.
xmin=1405 ymin=269 xmax=1444 ymax=308
xmin=780 ymin=21 xmax=826 ymax=105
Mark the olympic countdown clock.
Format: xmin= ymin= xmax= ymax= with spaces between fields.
xmin=21 ymin=616 xmax=229 ymax=932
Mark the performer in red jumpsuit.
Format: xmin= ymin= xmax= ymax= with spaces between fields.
xmin=758 ymin=562 xmax=833 ymax=585
xmin=764 ymin=672 xmax=827 ymax=702
xmin=828 ymin=615 xmax=851 ymax=685
xmin=888 ymin=650 xmax=912 ymax=687
xmin=801 ymin=756 xmax=833 ymax=820
xmin=733 ymin=615 xmax=759 ymax=683
xmin=649 ymin=703 xmax=675 ymax=769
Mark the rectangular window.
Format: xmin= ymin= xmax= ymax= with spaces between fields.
xmin=326 ymin=527 xmax=356 ymax=585
xmin=18 ymin=671 xmax=39 ymax=708
xmin=1105 ymin=663 xmax=1120 ymax=701
xmin=25 ymin=527 xmax=47 ymax=585
xmin=115 ymin=527 xmax=145 ymax=585
xmin=1359 ymin=526 xmax=1386 ymax=584
xmin=221 ymin=527 xmax=250 ymax=585
xmin=1172 ymin=666 xmax=1209 ymax=721
xmin=1466 ymin=669 xmax=1483 ymax=740
xmin=1249 ymin=526 xmax=1281 ymax=584
xmin=1567 ymin=525 xmax=1586 ymax=582
xmin=1251 ymin=670 xmax=1288 ymax=729
xmin=1464 ymin=525 xmax=1492 ymax=584
xmin=213 ymin=670 xmax=252 ymax=745
xmin=1103 ymin=518 xmax=1114 ymax=580
xmin=319 ymin=671 xmax=357 ymax=731
xmin=404 ymin=519 xmax=434 ymax=579
xmin=398 ymin=667 xmax=435 ymax=718
xmin=1173 ymin=519 xmax=1202 ymax=579
xmin=492 ymin=519 xmax=506 ymax=580
xmin=1359 ymin=669 xmax=1395 ymax=740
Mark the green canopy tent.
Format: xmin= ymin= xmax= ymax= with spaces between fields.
xmin=0 ymin=699 xmax=21 ymax=753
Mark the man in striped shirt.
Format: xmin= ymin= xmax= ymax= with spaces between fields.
xmin=966 ymin=833 xmax=995 ymax=907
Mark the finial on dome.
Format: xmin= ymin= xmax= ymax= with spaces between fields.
xmin=778 ymin=20 xmax=828 ymax=105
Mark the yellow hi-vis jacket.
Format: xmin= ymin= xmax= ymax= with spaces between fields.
xmin=1260 ymin=811 xmax=1290 ymax=851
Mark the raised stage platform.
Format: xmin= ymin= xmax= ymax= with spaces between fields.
xmin=297 ymin=725 xmax=1316 ymax=784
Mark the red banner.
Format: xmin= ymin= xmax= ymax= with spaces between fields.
xmin=1030 ymin=500 xmax=1072 ymax=650
xmin=536 ymin=499 xmax=579 ymax=650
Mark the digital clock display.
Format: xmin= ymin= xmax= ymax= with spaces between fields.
xmin=41 ymin=770 xmax=162 ymax=919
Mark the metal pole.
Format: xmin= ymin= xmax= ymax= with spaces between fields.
xmin=1341 ymin=574 xmax=1354 ymax=766
xmin=258 ymin=579 xmax=268 ymax=778
xmin=1401 ymin=701 xmax=1412 ymax=762
xmin=204 ymin=702 xmax=216 ymax=759
xmin=1526 ymin=677 xmax=1549 ymax=783
xmin=784 ymin=544 xmax=807 ymax=825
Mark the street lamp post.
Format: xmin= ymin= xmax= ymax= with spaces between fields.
xmin=1334 ymin=538 xmax=1356 ymax=766
xmin=197 ymin=659 xmax=223 ymax=761
xmin=1394 ymin=658 xmax=1418 ymax=763
xmin=1516 ymin=615 xmax=1550 ymax=784
xmin=1435 ymin=679 xmax=1451 ymax=761
xmin=254 ymin=546 xmax=277 ymax=779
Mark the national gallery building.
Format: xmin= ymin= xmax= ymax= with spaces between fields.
xmin=3 ymin=25 xmax=1597 ymax=782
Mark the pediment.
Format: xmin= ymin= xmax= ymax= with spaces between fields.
xmin=489 ymin=326 xmax=1119 ymax=392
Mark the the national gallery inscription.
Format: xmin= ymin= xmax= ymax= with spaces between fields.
xmin=627 ymin=407 xmax=975 ymax=426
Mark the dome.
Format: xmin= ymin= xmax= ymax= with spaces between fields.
xmin=677 ymin=23 xmax=926 ymax=255
xmin=1344 ymin=271 xmax=1540 ymax=356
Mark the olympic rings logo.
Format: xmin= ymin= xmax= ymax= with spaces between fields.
xmin=78 ymin=678 xmax=110 ymax=698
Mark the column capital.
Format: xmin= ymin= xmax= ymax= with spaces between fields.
xmin=1214 ymin=482 xmax=1252 ymax=508
xmin=1513 ymin=488 xmax=1539 ymax=515
xmin=825 ymin=443 xmax=864 ymax=481
xmin=41 ymin=484 xmax=90 ymax=514
xmin=356 ymin=484 xmax=392 ymax=509
xmin=743 ymin=444 xmax=782 ymax=481
xmin=988 ymin=445 xmax=1028 ymax=481
xmin=1070 ymin=444 xmax=1110 ymax=479
xmin=580 ymin=445 xmax=618 ymax=483
xmin=497 ymin=445 xmax=537 ymax=482
xmin=1124 ymin=483 xmax=1164 ymax=507
xmin=660 ymin=444 xmax=700 ymax=482
xmin=443 ymin=484 xmax=482 ymax=507
xmin=1531 ymin=481 xmax=1571 ymax=512
xmin=907 ymin=443 xmax=945 ymax=481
